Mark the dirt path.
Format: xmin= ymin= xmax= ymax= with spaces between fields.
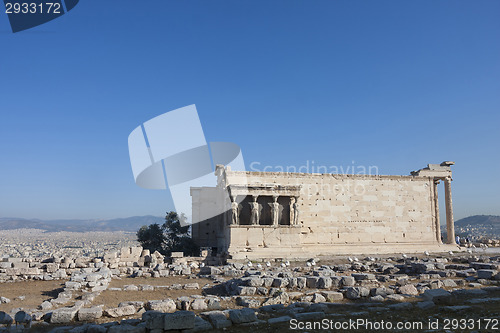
xmin=92 ymin=276 xmax=215 ymax=308
xmin=0 ymin=279 xmax=67 ymax=312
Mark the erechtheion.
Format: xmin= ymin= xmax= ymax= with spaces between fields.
xmin=191 ymin=162 xmax=457 ymax=259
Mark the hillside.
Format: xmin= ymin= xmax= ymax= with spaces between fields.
xmin=2 ymin=214 xmax=498 ymax=235
xmin=0 ymin=215 xmax=164 ymax=233
xmin=453 ymin=215 xmax=500 ymax=239
xmin=454 ymin=215 xmax=500 ymax=227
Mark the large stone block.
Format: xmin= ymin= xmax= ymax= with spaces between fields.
xmin=352 ymin=273 xmax=375 ymax=281
xmin=86 ymin=324 xmax=107 ymax=333
xmin=191 ymin=299 xmax=208 ymax=311
xmin=247 ymin=228 xmax=264 ymax=247
xmin=237 ymin=286 xmax=256 ymax=296
xmin=279 ymin=229 xmax=302 ymax=247
xmin=247 ymin=277 xmax=263 ymax=287
xmin=118 ymin=301 xmax=144 ymax=310
xmin=306 ymin=277 xmax=319 ymax=288
xmin=422 ymin=288 xmax=453 ymax=304
xmin=143 ymin=311 xmax=165 ymax=330
xmin=65 ymin=281 xmax=82 ymax=290
xmin=228 ymin=308 xmax=257 ymax=324
xmin=104 ymin=305 xmax=136 ymax=318
xmin=12 ymin=262 xmax=29 ymax=269
xmin=163 ymin=311 xmax=195 ymax=330
xmin=262 ymin=277 xmax=274 ymax=288
xmin=297 ymin=277 xmax=307 ymax=289
xmin=344 ymin=287 xmax=369 ymax=300
xmin=201 ymin=311 xmax=232 ymax=329
xmin=77 ymin=307 xmax=103 ymax=321
xmin=263 ymin=228 xmax=281 ymax=247
xmin=272 ymin=278 xmax=289 ymax=288
xmin=340 ymin=276 xmax=355 ymax=287
xmin=51 ymin=307 xmax=79 ymax=323
xmin=45 ymin=263 xmax=59 ymax=273
xmin=146 ymin=299 xmax=176 ymax=313
xmin=477 ymin=270 xmax=497 ymax=279
xmin=294 ymin=312 xmax=325 ymax=321
xmin=200 ymin=266 xmax=221 ymax=275
xmin=229 ymin=228 xmax=247 ymax=248
xmin=108 ymin=324 xmax=146 ymax=333
xmin=0 ymin=262 xmax=12 ymax=269
xmin=317 ymin=277 xmax=332 ymax=289
xmin=398 ymin=284 xmax=418 ymax=296
xmin=321 ymin=291 xmax=343 ymax=302
xmin=186 ymin=316 xmax=213 ymax=332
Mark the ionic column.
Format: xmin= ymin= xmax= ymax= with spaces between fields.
xmin=444 ymin=177 xmax=456 ymax=244
xmin=433 ymin=180 xmax=441 ymax=243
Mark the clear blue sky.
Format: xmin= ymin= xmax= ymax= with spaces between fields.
xmin=0 ymin=0 xmax=498 ymax=220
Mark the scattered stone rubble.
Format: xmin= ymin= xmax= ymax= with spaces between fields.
xmin=3 ymin=286 xmax=498 ymax=332
xmin=0 ymin=249 xmax=499 ymax=332
xmin=476 ymin=237 xmax=500 ymax=247
xmin=0 ymin=246 xmax=207 ymax=283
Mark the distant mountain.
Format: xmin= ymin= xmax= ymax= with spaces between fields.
xmin=455 ymin=215 xmax=500 ymax=227
xmin=0 ymin=215 xmax=164 ymax=232
xmin=453 ymin=215 xmax=500 ymax=239
xmin=3 ymin=214 xmax=498 ymax=234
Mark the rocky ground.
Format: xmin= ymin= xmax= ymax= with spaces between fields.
xmin=0 ymin=247 xmax=499 ymax=332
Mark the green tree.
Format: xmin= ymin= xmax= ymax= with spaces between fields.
xmin=137 ymin=223 xmax=165 ymax=253
xmin=136 ymin=211 xmax=199 ymax=256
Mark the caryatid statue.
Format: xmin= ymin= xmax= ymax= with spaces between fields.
xmin=250 ymin=196 xmax=260 ymax=225
xmin=270 ymin=195 xmax=280 ymax=226
xmin=293 ymin=197 xmax=300 ymax=225
xmin=290 ymin=197 xmax=296 ymax=225
xmin=230 ymin=196 xmax=240 ymax=225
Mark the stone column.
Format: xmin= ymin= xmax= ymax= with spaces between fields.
xmin=444 ymin=177 xmax=456 ymax=244
xmin=433 ymin=180 xmax=441 ymax=243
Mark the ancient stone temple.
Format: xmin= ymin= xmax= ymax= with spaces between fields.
xmin=190 ymin=162 xmax=458 ymax=260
